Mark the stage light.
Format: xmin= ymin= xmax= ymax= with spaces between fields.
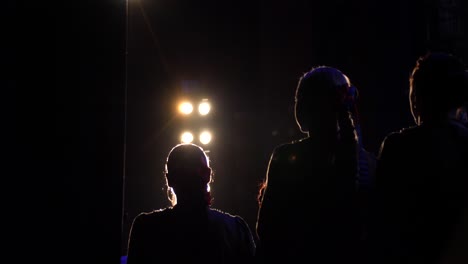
xmin=199 ymin=131 xmax=212 ymax=145
xmin=198 ymin=100 xmax=211 ymax=116
xmin=180 ymin=131 xmax=194 ymax=143
xmin=178 ymin=101 xmax=193 ymax=115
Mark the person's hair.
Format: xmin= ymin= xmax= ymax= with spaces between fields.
xmin=294 ymin=66 xmax=352 ymax=136
xmin=409 ymin=52 xmax=468 ymax=124
xmin=164 ymin=143 xmax=212 ymax=206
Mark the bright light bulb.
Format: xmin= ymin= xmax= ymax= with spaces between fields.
xmin=199 ymin=131 xmax=212 ymax=145
xmin=178 ymin=102 xmax=193 ymax=115
xmin=198 ymin=101 xmax=211 ymax=115
xmin=181 ymin=132 xmax=194 ymax=143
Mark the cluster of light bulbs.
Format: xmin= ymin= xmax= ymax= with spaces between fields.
xmin=178 ymin=99 xmax=212 ymax=145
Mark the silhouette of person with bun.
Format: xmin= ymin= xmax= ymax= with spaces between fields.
xmin=127 ymin=143 xmax=256 ymax=264
xmin=256 ymin=66 xmax=362 ymax=263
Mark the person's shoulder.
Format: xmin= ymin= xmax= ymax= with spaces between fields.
xmin=381 ymin=125 xmax=420 ymax=146
xmin=208 ymin=208 xmax=240 ymax=221
xmin=133 ymin=208 xmax=172 ymax=223
xmin=275 ymin=135 xmax=310 ymax=148
xmin=139 ymin=207 xmax=170 ymax=216
xmin=377 ymin=126 xmax=417 ymax=158
xmin=389 ymin=125 xmax=419 ymax=137
xmin=208 ymin=208 xmax=250 ymax=227
xmin=208 ymin=208 xmax=256 ymax=253
xmin=209 ymin=208 xmax=254 ymax=240
xmin=273 ymin=140 xmax=295 ymax=152
xmin=271 ymin=137 xmax=310 ymax=158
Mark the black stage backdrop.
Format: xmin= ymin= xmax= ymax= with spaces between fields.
xmin=13 ymin=0 xmax=467 ymax=263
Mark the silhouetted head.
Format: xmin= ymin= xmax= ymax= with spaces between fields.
xmin=294 ymin=66 xmax=352 ymax=137
xmin=165 ymin=143 xmax=212 ymax=207
xmin=409 ymin=52 xmax=468 ymax=125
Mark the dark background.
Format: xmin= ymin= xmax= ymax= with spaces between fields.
xmin=15 ymin=0 xmax=467 ymax=263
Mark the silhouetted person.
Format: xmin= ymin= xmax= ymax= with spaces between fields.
xmin=255 ymin=66 xmax=362 ymax=263
xmin=126 ymin=143 xmax=256 ymax=264
xmin=371 ymin=52 xmax=468 ymax=264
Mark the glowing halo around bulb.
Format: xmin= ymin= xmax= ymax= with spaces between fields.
xmin=180 ymin=131 xmax=194 ymax=143
xmin=199 ymin=131 xmax=212 ymax=145
xmin=178 ymin=102 xmax=193 ymax=115
xmin=198 ymin=101 xmax=211 ymax=115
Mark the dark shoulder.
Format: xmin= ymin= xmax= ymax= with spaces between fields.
xmin=379 ymin=126 xmax=419 ymax=154
xmin=385 ymin=125 xmax=420 ymax=141
xmin=270 ymin=137 xmax=311 ymax=161
xmin=208 ymin=208 xmax=251 ymax=229
xmin=208 ymin=208 xmax=243 ymax=222
xmin=379 ymin=122 xmax=467 ymax=152
xmin=278 ymin=137 xmax=311 ymax=149
xmin=271 ymin=140 xmax=295 ymax=156
xmin=208 ymin=208 xmax=255 ymax=249
xmin=132 ymin=208 xmax=172 ymax=224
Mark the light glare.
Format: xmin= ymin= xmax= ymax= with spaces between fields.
xmin=181 ymin=132 xmax=194 ymax=143
xmin=178 ymin=102 xmax=193 ymax=115
xmin=198 ymin=101 xmax=211 ymax=115
xmin=199 ymin=131 xmax=212 ymax=145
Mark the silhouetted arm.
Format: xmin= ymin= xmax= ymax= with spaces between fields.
xmin=255 ymin=149 xmax=277 ymax=240
xmin=126 ymin=214 xmax=145 ymax=264
xmin=255 ymin=146 xmax=289 ymax=261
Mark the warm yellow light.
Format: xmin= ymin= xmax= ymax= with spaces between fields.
xmin=180 ymin=132 xmax=194 ymax=143
xmin=178 ymin=102 xmax=193 ymax=115
xmin=199 ymin=131 xmax=212 ymax=145
xmin=198 ymin=101 xmax=211 ymax=115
